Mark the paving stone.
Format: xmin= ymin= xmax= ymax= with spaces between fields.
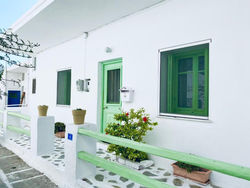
xmin=95 ymin=174 xmax=104 ymax=182
xmin=210 ymin=184 xmax=222 ymax=188
xmin=0 ymin=156 xmax=31 ymax=174
xmin=7 ymin=168 xmax=42 ymax=183
xmin=120 ymin=177 xmax=128 ymax=182
xmin=97 ymin=151 xmax=105 ymax=154
xmin=190 ymin=185 xmax=202 ymax=188
xmin=58 ymin=155 xmax=64 ymax=159
xmin=0 ymin=178 xmax=8 ymax=188
xmin=173 ymin=178 xmax=184 ymax=186
xmin=42 ymin=155 xmax=50 ymax=159
xmin=142 ymin=171 xmax=157 ymax=176
xmin=0 ymin=147 xmax=14 ymax=157
xmin=109 ymin=172 xmax=116 ymax=176
xmin=127 ymin=183 xmax=135 ymax=188
xmin=12 ymin=175 xmax=58 ymax=188
xmin=157 ymin=168 xmax=165 ymax=171
xmin=108 ymin=180 xmax=117 ymax=183
xmin=163 ymin=171 xmax=171 ymax=176
xmin=156 ymin=178 xmax=167 ymax=182
xmin=82 ymin=178 xmax=92 ymax=185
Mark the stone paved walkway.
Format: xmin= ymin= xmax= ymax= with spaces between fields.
xmin=4 ymin=134 xmax=222 ymax=188
xmin=79 ymin=145 xmax=221 ymax=188
xmin=0 ymin=144 xmax=58 ymax=188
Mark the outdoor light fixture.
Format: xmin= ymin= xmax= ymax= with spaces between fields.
xmin=105 ymin=47 xmax=112 ymax=53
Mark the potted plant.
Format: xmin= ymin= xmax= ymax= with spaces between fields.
xmin=172 ymin=162 xmax=212 ymax=183
xmin=54 ymin=122 xmax=65 ymax=138
xmin=105 ymin=108 xmax=158 ymax=167
xmin=72 ymin=108 xmax=86 ymax=124
xmin=38 ymin=105 xmax=48 ymax=116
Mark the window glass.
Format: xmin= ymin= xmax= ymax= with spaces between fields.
xmin=159 ymin=44 xmax=209 ymax=117
xmin=107 ymin=69 xmax=120 ymax=104
xmin=57 ymin=69 xmax=71 ymax=105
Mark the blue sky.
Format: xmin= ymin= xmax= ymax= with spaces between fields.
xmin=0 ymin=0 xmax=39 ymax=28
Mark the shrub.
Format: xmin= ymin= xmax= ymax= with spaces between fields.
xmin=175 ymin=162 xmax=203 ymax=173
xmin=54 ymin=122 xmax=65 ymax=134
xmin=105 ymin=108 xmax=158 ymax=162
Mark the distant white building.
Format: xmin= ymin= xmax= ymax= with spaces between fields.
xmin=8 ymin=0 xmax=250 ymax=187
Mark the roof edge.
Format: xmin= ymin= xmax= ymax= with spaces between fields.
xmin=11 ymin=0 xmax=55 ymax=32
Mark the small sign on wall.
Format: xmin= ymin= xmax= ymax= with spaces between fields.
xmin=68 ymin=133 xmax=73 ymax=141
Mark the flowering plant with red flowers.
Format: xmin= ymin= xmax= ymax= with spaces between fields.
xmin=105 ymin=108 xmax=158 ymax=162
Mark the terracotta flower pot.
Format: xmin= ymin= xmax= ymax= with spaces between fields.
xmin=172 ymin=163 xmax=211 ymax=183
xmin=72 ymin=109 xmax=86 ymax=124
xmin=55 ymin=132 xmax=65 ymax=138
xmin=38 ymin=105 xmax=48 ymax=116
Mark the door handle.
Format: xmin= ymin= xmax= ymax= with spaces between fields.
xmin=103 ymin=106 xmax=108 ymax=109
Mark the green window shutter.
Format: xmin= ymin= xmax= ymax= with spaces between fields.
xmin=32 ymin=79 xmax=36 ymax=94
xmin=57 ymin=69 xmax=71 ymax=105
xmin=160 ymin=44 xmax=209 ymax=117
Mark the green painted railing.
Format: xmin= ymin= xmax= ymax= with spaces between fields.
xmin=78 ymin=128 xmax=250 ymax=182
xmin=7 ymin=111 xmax=31 ymax=121
xmin=78 ymin=151 xmax=173 ymax=188
xmin=7 ymin=125 xmax=30 ymax=136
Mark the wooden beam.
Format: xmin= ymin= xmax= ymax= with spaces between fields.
xmin=78 ymin=151 xmax=173 ymax=188
xmin=78 ymin=128 xmax=250 ymax=181
xmin=7 ymin=125 xmax=30 ymax=136
xmin=7 ymin=111 xmax=31 ymax=121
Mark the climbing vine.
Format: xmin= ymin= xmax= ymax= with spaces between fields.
xmin=0 ymin=28 xmax=39 ymax=96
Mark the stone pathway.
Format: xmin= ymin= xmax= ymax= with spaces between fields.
xmin=80 ymin=144 xmax=221 ymax=188
xmin=6 ymin=135 xmax=221 ymax=188
xmin=9 ymin=135 xmax=65 ymax=171
xmin=0 ymin=144 xmax=58 ymax=188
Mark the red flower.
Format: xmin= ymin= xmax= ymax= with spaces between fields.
xmin=126 ymin=112 xmax=129 ymax=116
xmin=105 ymin=132 xmax=109 ymax=135
xmin=143 ymin=117 xmax=148 ymax=122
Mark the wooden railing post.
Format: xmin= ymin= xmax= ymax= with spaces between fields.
xmin=65 ymin=123 xmax=97 ymax=185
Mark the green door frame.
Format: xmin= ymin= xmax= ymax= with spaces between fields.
xmin=99 ymin=58 xmax=123 ymax=133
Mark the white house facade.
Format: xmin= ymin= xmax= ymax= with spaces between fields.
xmin=5 ymin=0 xmax=250 ymax=187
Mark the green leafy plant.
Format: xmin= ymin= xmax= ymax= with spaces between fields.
xmin=175 ymin=162 xmax=203 ymax=173
xmin=105 ymin=108 xmax=158 ymax=162
xmin=54 ymin=122 xmax=65 ymax=134
xmin=75 ymin=108 xmax=83 ymax=111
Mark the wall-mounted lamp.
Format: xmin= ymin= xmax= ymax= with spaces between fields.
xmin=105 ymin=47 xmax=112 ymax=53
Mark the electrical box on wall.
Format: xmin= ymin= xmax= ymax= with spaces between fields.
xmin=76 ymin=79 xmax=91 ymax=92
xmin=76 ymin=79 xmax=84 ymax=91
xmin=120 ymin=87 xmax=134 ymax=102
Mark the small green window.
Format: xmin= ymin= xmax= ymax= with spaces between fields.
xmin=57 ymin=69 xmax=71 ymax=105
xmin=160 ymin=44 xmax=209 ymax=117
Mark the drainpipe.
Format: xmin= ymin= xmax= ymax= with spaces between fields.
xmin=4 ymin=61 xmax=7 ymax=110
xmin=83 ymin=32 xmax=88 ymax=79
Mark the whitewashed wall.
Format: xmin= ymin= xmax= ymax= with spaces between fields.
xmin=30 ymin=0 xmax=250 ymax=187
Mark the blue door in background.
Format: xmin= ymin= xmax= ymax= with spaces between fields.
xmin=8 ymin=90 xmax=21 ymax=107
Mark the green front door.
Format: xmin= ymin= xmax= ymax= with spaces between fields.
xmin=101 ymin=59 xmax=122 ymax=133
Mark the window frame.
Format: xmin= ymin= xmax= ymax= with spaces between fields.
xmin=158 ymin=42 xmax=209 ymax=120
xmin=56 ymin=68 xmax=72 ymax=106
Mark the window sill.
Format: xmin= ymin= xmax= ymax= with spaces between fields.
xmin=56 ymin=104 xmax=71 ymax=108
xmin=157 ymin=113 xmax=212 ymax=123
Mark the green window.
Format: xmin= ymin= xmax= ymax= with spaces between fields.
xmin=57 ymin=69 xmax=71 ymax=105
xmin=160 ymin=44 xmax=209 ymax=117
